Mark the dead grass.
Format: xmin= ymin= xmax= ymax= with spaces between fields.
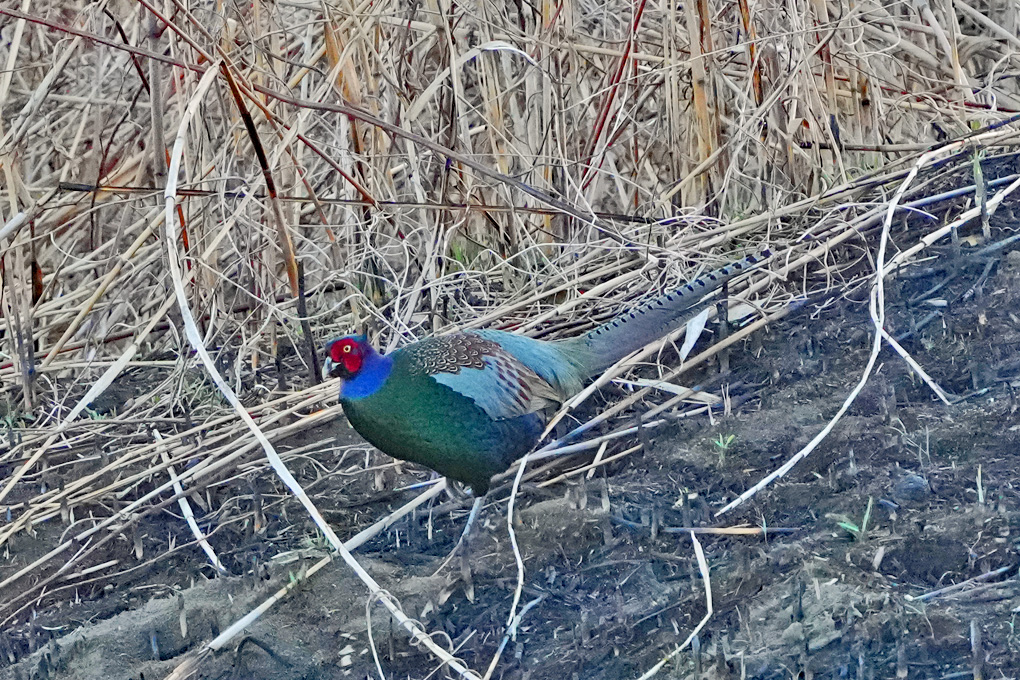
xmin=1 ymin=0 xmax=1020 ymax=675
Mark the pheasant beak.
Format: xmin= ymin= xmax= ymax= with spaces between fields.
xmin=322 ymin=357 xmax=340 ymax=381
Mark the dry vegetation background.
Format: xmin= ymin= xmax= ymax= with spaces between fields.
xmin=2 ymin=0 xmax=1020 ymax=676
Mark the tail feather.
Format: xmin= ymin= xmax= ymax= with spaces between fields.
xmin=558 ymin=249 xmax=771 ymax=376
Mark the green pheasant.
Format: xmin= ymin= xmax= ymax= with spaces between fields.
xmin=324 ymin=250 xmax=769 ymax=494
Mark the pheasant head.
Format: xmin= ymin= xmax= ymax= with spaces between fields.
xmin=322 ymin=335 xmax=392 ymax=399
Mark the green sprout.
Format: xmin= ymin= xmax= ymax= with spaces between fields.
xmin=833 ymin=496 xmax=874 ymax=541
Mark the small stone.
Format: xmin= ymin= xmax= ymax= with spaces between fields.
xmin=893 ymin=474 xmax=931 ymax=503
xmin=781 ymin=621 xmax=804 ymax=645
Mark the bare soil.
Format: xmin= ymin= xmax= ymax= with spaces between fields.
xmin=4 ymin=244 xmax=1020 ymax=679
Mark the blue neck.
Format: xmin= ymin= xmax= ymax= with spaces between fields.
xmin=339 ymin=351 xmax=392 ymax=400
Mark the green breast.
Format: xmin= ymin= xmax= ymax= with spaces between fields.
xmin=340 ymin=356 xmax=543 ymax=495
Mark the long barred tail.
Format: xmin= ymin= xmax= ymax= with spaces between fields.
xmin=560 ymin=249 xmax=772 ymax=376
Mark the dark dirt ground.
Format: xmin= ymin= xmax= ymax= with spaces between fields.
xmin=5 ymin=238 xmax=1020 ymax=679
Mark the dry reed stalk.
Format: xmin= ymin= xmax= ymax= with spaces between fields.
xmin=684 ymin=0 xmax=716 ymax=207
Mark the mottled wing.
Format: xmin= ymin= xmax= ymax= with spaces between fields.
xmin=403 ymin=333 xmax=563 ymax=420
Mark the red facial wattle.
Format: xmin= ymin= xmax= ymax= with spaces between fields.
xmin=330 ymin=339 xmax=364 ymax=375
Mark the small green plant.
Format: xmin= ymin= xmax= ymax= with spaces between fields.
xmin=300 ymin=528 xmax=331 ymax=551
xmin=1 ymin=397 xmax=33 ymax=429
xmin=84 ymin=406 xmax=109 ymax=420
xmin=449 ymin=241 xmax=469 ymax=266
xmin=832 ymin=496 xmax=874 ymax=541
xmin=713 ymin=433 xmax=736 ymax=464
